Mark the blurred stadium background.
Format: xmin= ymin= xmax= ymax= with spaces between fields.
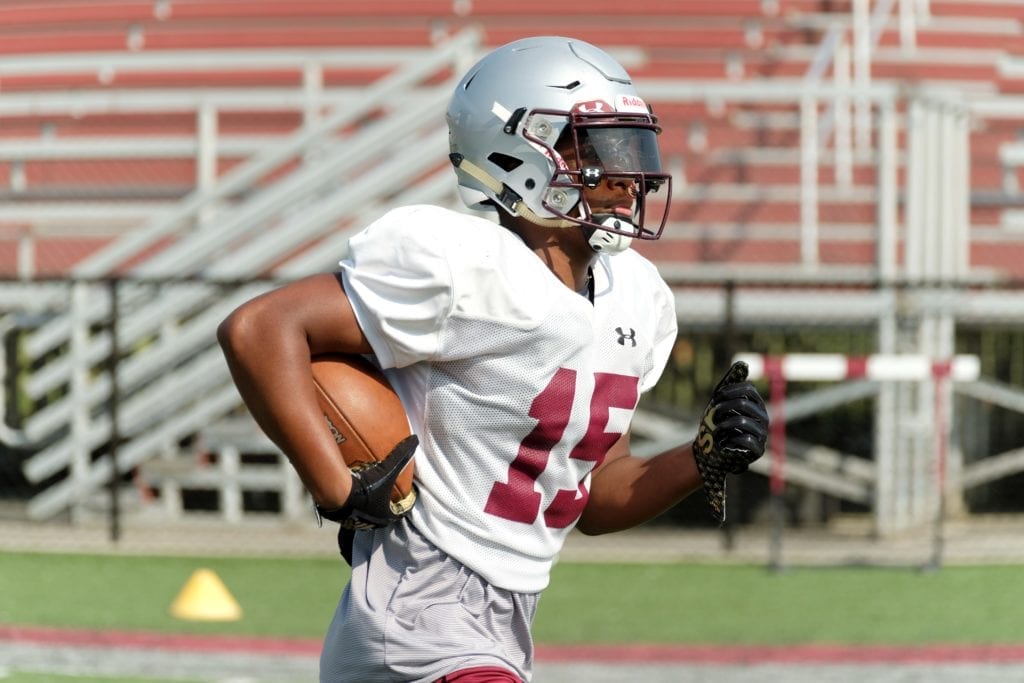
xmin=1 ymin=0 xmax=1024 ymax=566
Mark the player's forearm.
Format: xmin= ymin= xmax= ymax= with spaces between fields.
xmin=576 ymin=442 xmax=703 ymax=535
xmin=217 ymin=306 xmax=353 ymax=508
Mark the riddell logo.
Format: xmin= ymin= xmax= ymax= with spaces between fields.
xmin=616 ymin=94 xmax=648 ymax=113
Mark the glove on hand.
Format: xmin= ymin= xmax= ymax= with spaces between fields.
xmin=694 ymin=361 xmax=769 ymax=523
xmin=317 ymin=434 xmax=418 ymax=530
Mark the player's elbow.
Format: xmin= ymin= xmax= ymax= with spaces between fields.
xmin=574 ymin=522 xmax=606 ymax=536
xmin=574 ymin=512 xmax=617 ymax=536
xmin=217 ymin=304 xmax=262 ymax=361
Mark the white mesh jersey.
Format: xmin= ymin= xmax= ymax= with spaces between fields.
xmin=339 ymin=204 xmax=677 ymax=593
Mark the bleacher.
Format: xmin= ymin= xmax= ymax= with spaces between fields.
xmin=4 ymin=0 xmax=1023 ymax=278
xmin=3 ymin=0 xmax=1024 ymax=529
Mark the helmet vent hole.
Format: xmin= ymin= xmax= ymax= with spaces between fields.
xmin=525 ymin=179 xmax=535 ymax=190
xmin=487 ymin=152 xmax=523 ymax=172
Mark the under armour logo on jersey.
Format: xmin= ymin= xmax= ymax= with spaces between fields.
xmin=616 ymin=327 xmax=637 ymax=347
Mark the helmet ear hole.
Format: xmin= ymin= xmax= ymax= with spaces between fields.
xmin=487 ymin=152 xmax=523 ymax=172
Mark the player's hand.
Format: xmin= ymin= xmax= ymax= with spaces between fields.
xmin=693 ymin=361 xmax=769 ymax=523
xmin=317 ymin=435 xmax=418 ymax=530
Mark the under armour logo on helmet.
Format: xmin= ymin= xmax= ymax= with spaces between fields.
xmin=615 ymin=327 xmax=637 ymax=347
xmin=574 ymin=100 xmax=614 ymax=113
xmin=582 ymin=166 xmax=603 ymax=188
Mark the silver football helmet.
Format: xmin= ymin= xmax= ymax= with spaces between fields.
xmin=447 ymin=36 xmax=672 ymax=253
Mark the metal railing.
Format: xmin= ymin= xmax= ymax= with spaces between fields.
xmin=5 ymin=29 xmax=482 ymax=520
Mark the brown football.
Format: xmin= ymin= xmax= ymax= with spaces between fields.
xmin=310 ymin=353 xmax=415 ymax=504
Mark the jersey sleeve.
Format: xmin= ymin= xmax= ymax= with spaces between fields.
xmin=338 ymin=206 xmax=454 ymax=369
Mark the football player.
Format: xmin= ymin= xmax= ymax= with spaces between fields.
xmin=219 ymin=36 xmax=768 ymax=683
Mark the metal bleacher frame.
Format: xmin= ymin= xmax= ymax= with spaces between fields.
xmin=4 ymin=28 xmax=483 ymax=522
xmin=4 ymin=2 xmax=1024 ymax=537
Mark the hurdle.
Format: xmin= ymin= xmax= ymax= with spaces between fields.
xmin=734 ymin=353 xmax=981 ymax=571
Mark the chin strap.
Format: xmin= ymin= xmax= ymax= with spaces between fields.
xmin=450 ymin=154 xmax=576 ymax=229
xmin=450 ymin=154 xmax=635 ymax=255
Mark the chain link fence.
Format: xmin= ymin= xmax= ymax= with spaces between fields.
xmin=3 ymin=276 xmax=1024 ymax=562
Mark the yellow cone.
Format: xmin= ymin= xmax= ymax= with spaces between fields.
xmin=169 ymin=568 xmax=243 ymax=621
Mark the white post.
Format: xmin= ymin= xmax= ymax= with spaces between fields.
xmin=935 ymin=299 xmax=957 ymax=515
xmin=875 ymin=289 xmax=898 ymax=536
xmin=10 ymin=160 xmax=26 ymax=193
xmin=939 ymin=105 xmax=958 ymax=282
xmin=196 ymin=103 xmax=219 ymax=228
xmin=905 ymin=100 xmax=925 ymax=283
xmin=281 ymin=462 xmax=307 ymax=521
xmin=875 ymin=94 xmax=899 ymax=535
xmin=303 ymin=60 xmax=324 ymax=166
xmin=221 ymin=445 xmax=242 ymax=524
xmin=17 ymin=228 xmax=35 ymax=281
xmin=833 ymin=38 xmax=853 ymax=190
xmin=897 ymin=98 xmax=923 ymax=533
xmin=303 ymin=60 xmax=324 ymax=127
xmin=800 ymin=95 xmax=820 ymax=266
xmin=892 ymin=373 xmax=915 ymax=531
xmin=913 ymin=314 xmax=938 ymax=522
xmin=947 ymin=102 xmax=970 ymax=512
xmin=196 ymin=103 xmax=218 ymax=189
xmin=922 ymin=103 xmax=941 ymax=281
xmin=852 ymin=0 xmax=873 ymax=153
xmin=952 ymin=103 xmax=971 ymax=279
xmin=898 ymin=0 xmax=918 ymax=53
xmin=916 ymin=0 xmax=931 ymax=23
xmin=941 ymin=99 xmax=969 ymax=514
xmin=916 ymin=101 xmax=941 ymax=526
xmin=162 ymin=475 xmax=183 ymax=520
xmin=69 ymin=282 xmax=93 ymax=522
xmin=876 ymin=99 xmax=898 ymax=283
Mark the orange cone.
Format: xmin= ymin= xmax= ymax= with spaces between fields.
xmin=169 ymin=568 xmax=243 ymax=621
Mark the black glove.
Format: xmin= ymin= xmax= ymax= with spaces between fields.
xmin=693 ymin=361 xmax=769 ymax=523
xmin=317 ymin=434 xmax=418 ymax=530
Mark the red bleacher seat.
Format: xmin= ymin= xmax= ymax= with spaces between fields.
xmin=1 ymin=0 xmax=1023 ymax=279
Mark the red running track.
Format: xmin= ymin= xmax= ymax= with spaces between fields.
xmin=4 ymin=625 xmax=1024 ymax=664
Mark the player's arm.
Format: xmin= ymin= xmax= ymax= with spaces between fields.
xmin=217 ymin=273 xmax=372 ymax=510
xmin=576 ymin=432 xmax=702 ymax=535
xmin=577 ymin=361 xmax=769 ymax=534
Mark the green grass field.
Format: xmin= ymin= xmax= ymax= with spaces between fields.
xmin=3 ymin=551 xmax=1024 ymax=646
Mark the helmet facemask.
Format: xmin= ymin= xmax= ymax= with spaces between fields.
xmin=523 ymin=108 xmax=672 ymax=252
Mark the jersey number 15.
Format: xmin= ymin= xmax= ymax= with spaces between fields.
xmin=484 ymin=368 xmax=639 ymax=529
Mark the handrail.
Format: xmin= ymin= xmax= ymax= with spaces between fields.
xmin=0 ymin=87 xmax=442 ymax=116
xmin=0 ymin=46 xmax=464 ymax=77
xmin=14 ymin=31 xmax=480 ymax=517
xmin=790 ymin=0 xmax=927 ymax=267
xmin=19 ymin=27 xmax=479 ymax=360
xmin=23 ymin=166 xmax=459 ymax=517
xmin=23 ymin=126 xmax=451 ymax=402
xmin=73 ymin=27 xmax=480 ymax=279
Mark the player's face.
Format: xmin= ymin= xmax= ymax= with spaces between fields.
xmin=556 ymin=126 xmax=662 ymax=221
